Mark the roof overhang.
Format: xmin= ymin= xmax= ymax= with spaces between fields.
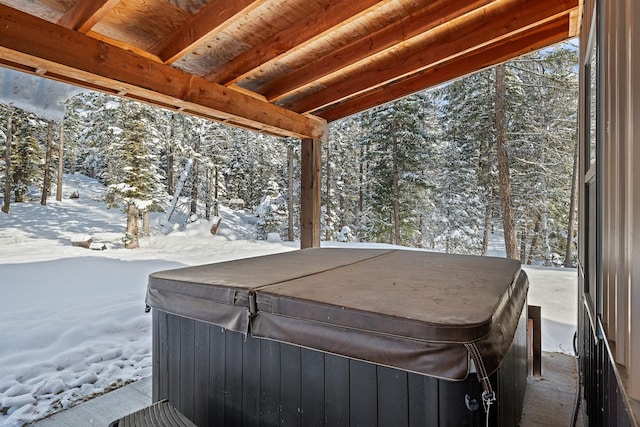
xmin=0 ymin=0 xmax=580 ymax=138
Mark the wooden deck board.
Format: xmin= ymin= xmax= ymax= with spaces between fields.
xmin=520 ymin=351 xmax=583 ymax=426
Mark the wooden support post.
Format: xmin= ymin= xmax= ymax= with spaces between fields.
xmin=630 ymin=0 xmax=640 ymax=399
xmin=300 ymin=138 xmax=321 ymax=249
xmin=528 ymin=305 xmax=542 ymax=376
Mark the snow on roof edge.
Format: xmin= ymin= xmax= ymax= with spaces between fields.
xmin=0 ymin=68 xmax=86 ymax=121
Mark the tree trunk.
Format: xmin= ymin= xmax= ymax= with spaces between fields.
xmin=142 ymin=210 xmax=150 ymax=237
xmin=41 ymin=121 xmax=54 ymax=206
xmin=205 ymin=167 xmax=211 ymax=220
xmin=167 ymin=114 xmax=175 ymax=195
xmin=527 ymin=215 xmax=542 ymax=265
xmin=392 ymin=122 xmax=401 ymax=245
xmin=56 ymin=123 xmax=64 ymax=201
xmin=520 ymin=230 xmax=527 ymax=262
xmin=287 ymin=145 xmax=294 ymax=241
xmin=358 ymin=145 xmax=364 ymax=241
xmin=213 ymin=165 xmax=219 ymax=217
xmin=325 ymin=138 xmax=331 ymax=241
xmin=539 ymin=136 xmax=551 ymax=265
xmin=482 ymin=194 xmax=493 ymax=256
xmin=2 ymin=106 xmax=12 ymax=214
xmin=190 ymin=133 xmax=200 ymax=216
xmin=495 ymin=64 xmax=519 ymax=260
xmin=125 ymin=203 xmax=139 ymax=249
xmin=69 ymin=132 xmax=75 ymax=174
xmin=358 ymin=147 xmax=364 ymax=215
xmin=564 ymin=141 xmax=579 ymax=267
xmin=166 ymin=159 xmax=192 ymax=222
xmin=482 ymin=136 xmax=493 ymax=256
xmin=205 ymin=166 xmax=214 ymax=220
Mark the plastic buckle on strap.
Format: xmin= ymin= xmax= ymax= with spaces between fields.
xmin=482 ymin=390 xmax=496 ymax=411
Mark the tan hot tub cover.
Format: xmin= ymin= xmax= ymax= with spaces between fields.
xmin=146 ymin=248 xmax=528 ymax=381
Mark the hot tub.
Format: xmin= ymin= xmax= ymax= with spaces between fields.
xmin=146 ymin=248 xmax=528 ymax=426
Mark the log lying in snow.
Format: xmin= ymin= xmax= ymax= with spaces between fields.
xmin=89 ymin=242 xmax=107 ymax=251
xmin=70 ymin=235 xmax=92 ymax=248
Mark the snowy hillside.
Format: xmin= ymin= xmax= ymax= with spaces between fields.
xmin=0 ymin=174 xmax=577 ymax=427
xmin=0 ymin=174 xmax=298 ymax=427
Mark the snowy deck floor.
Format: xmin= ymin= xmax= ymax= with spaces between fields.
xmin=31 ymin=352 xmax=581 ymax=427
xmin=30 ymin=377 xmax=152 ymax=427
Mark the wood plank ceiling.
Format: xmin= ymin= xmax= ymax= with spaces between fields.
xmin=0 ymin=0 xmax=580 ymax=140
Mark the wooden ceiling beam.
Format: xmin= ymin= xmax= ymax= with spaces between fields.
xmin=0 ymin=5 xmax=326 ymax=140
xmin=152 ymin=0 xmax=265 ymax=64
xmin=205 ymin=0 xmax=386 ymax=85
xmin=57 ymin=0 xmax=121 ymax=33
xmin=259 ymin=0 xmax=493 ymax=102
xmin=285 ymin=0 xmax=578 ymax=114
xmin=317 ymin=16 xmax=571 ymax=122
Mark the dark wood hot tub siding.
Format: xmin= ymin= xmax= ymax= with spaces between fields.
xmin=152 ymin=306 xmax=527 ymax=427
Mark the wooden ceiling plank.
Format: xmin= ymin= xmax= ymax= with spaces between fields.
xmin=318 ymin=16 xmax=571 ymax=122
xmin=286 ymin=0 xmax=578 ymax=114
xmin=260 ymin=0 xmax=493 ymax=101
xmin=86 ymin=30 xmax=164 ymax=62
xmin=205 ymin=0 xmax=386 ymax=85
xmin=57 ymin=0 xmax=121 ymax=33
xmin=0 ymin=5 xmax=326 ymax=140
xmin=152 ymin=0 xmax=265 ymax=64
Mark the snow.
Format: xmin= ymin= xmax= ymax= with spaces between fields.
xmin=0 ymin=174 xmax=577 ymax=426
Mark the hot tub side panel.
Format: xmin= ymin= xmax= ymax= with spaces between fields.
xmin=152 ymin=307 xmax=527 ymax=427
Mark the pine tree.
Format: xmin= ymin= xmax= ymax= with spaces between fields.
xmin=506 ymin=45 xmax=578 ymax=264
xmin=326 ymin=117 xmax=363 ymax=241
xmin=106 ymin=100 xmax=164 ymax=248
xmin=1 ymin=105 xmax=12 ymax=213
xmin=255 ymin=179 xmax=288 ymax=240
xmin=359 ymin=94 xmax=432 ymax=246
xmin=66 ymin=93 xmax=121 ymax=181
xmin=7 ymin=109 xmax=47 ymax=203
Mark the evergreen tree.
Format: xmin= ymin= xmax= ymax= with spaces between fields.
xmin=436 ymin=70 xmax=497 ymax=254
xmin=1 ymin=105 xmax=12 ymax=213
xmin=506 ymin=45 xmax=578 ymax=264
xmin=106 ymin=100 xmax=164 ymax=248
xmin=254 ymin=179 xmax=288 ymax=240
xmin=6 ymin=109 xmax=47 ymax=203
xmin=67 ymin=93 xmax=121 ymax=181
xmin=359 ymin=94 xmax=432 ymax=246
xmin=326 ymin=117 xmax=363 ymax=241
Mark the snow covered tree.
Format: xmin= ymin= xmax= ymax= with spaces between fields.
xmin=4 ymin=109 xmax=48 ymax=203
xmin=325 ymin=117 xmax=363 ymax=241
xmin=40 ymin=121 xmax=55 ymax=205
xmin=506 ymin=45 xmax=578 ymax=264
xmin=495 ymin=63 xmax=519 ymax=260
xmin=284 ymin=139 xmax=300 ymax=241
xmin=106 ymin=100 xmax=164 ymax=248
xmin=223 ymin=130 xmax=288 ymax=209
xmin=190 ymin=119 xmax=230 ymax=220
xmin=65 ymin=93 xmax=122 ymax=181
xmin=255 ymin=179 xmax=288 ymax=240
xmin=435 ymin=70 xmax=497 ymax=254
xmin=359 ymin=94 xmax=433 ymax=246
xmin=1 ymin=105 xmax=12 ymax=213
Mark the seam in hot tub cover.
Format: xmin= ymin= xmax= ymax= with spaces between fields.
xmin=146 ymin=248 xmax=528 ymax=380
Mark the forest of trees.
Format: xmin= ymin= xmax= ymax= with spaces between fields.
xmin=0 ymin=44 xmax=578 ymax=265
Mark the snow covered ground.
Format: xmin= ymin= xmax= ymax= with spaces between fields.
xmin=0 ymin=174 xmax=578 ymax=426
